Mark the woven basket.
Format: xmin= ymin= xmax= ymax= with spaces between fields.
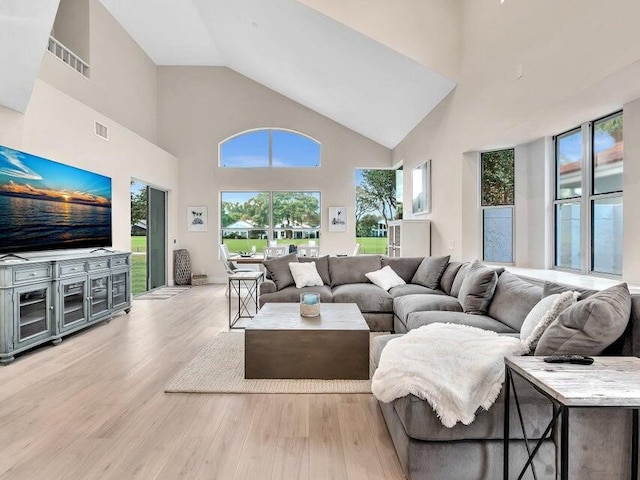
xmin=191 ymin=274 xmax=208 ymax=286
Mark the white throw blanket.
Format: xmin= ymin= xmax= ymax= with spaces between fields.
xmin=372 ymin=323 xmax=527 ymax=428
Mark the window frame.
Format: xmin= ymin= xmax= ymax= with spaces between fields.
xmin=218 ymin=128 xmax=321 ymax=168
xmin=479 ymin=148 xmax=515 ymax=265
xmin=553 ymin=110 xmax=623 ymax=277
xmin=220 ymin=190 xmax=322 ymax=251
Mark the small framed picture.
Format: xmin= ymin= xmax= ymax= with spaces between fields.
xmin=328 ymin=206 xmax=347 ymax=232
xmin=187 ymin=206 xmax=208 ymax=232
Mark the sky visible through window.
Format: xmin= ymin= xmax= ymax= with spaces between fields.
xmin=220 ymin=129 xmax=320 ymax=167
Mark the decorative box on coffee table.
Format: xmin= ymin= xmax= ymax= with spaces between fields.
xmin=245 ymin=303 xmax=370 ymax=380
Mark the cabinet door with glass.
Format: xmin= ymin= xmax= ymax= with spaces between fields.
xmin=111 ymin=270 xmax=130 ymax=311
xmin=13 ymin=283 xmax=53 ymax=349
xmin=59 ymin=277 xmax=88 ymax=333
xmin=88 ymin=274 xmax=110 ymax=321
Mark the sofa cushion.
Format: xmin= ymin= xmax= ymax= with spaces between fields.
xmin=450 ymin=263 xmax=470 ymax=297
xmin=439 ymin=261 xmax=464 ymax=295
xmin=371 ymin=334 xmax=403 ymax=369
xmin=542 ymin=281 xmax=598 ymax=300
xmin=332 ymin=283 xmax=393 ymax=313
xmin=393 ymin=294 xmax=463 ymax=324
xmin=329 ymin=256 xmax=382 ymax=287
xmin=258 ymin=285 xmax=333 ymax=307
xmin=262 ymin=253 xmax=298 ymax=290
xmin=458 ymin=261 xmax=498 ymax=315
xmin=390 ymin=379 xmax=552 ymax=442
xmin=487 ymin=272 xmax=543 ymax=331
xmin=365 ymin=266 xmax=406 ymax=291
xmin=406 ymin=311 xmax=517 ymax=334
xmin=411 ymin=255 xmax=450 ymax=289
xmin=381 ymin=257 xmax=423 ymax=283
xmin=536 ymin=283 xmax=631 ymax=356
xmin=388 ymin=284 xmax=446 ymax=298
xmin=299 ymin=255 xmax=330 ymax=285
xmin=371 ymin=334 xmax=552 ymax=442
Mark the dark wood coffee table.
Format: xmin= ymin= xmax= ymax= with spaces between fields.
xmin=244 ymin=303 xmax=370 ymax=380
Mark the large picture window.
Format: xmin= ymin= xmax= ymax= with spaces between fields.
xmin=480 ymin=149 xmax=515 ymax=263
xmin=221 ymin=191 xmax=320 ymax=253
xmin=554 ymin=111 xmax=623 ymax=275
xmin=219 ymin=129 xmax=320 ymax=168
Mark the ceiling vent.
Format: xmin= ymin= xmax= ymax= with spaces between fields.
xmin=94 ymin=121 xmax=108 ymax=140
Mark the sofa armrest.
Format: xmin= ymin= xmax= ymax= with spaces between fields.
xmin=260 ymin=279 xmax=277 ymax=295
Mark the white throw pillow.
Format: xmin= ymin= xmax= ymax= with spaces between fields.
xmin=520 ymin=294 xmax=560 ymax=341
xmin=365 ymin=266 xmax=406 ymax=291
xmin=521 ymin=291 xmax=578 ymax=352
xmin=289 ymin=262 xmax=324 ymax=288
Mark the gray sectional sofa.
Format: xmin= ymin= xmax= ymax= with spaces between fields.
xmin=258 ymin=254 xmax=640 ymax=480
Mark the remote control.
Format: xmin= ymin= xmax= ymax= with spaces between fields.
xmin=544 ymin=355 xmax=594 ymax=365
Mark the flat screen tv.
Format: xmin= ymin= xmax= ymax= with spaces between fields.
xmin=0 ymin=145 xmax=112 ymax=255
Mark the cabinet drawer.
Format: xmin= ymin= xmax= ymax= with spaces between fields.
xmin=14 ymin=266 xmax=51 ymax=283
xmin=88 ymin=260 xmax=109 ymax=271
xmin=59 ymin=263 xmax=86 ymax=276
xmin=110 ymin=256 xmax=129 ymax=268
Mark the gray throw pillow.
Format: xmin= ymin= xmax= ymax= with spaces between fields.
xmin=457 ymin=260 xmax=498 ymax=315
xmin=439 ymin=261 xmax=464 ymax=295
xmin=535 ymin=283 xmax=631 ymax=356
xmin=411 ymin=255 xmax=450 ymax=289
xmin=450 ymin=263 xmax=470 ymax=298
xmin=263 ymin=253 xmax=298 ymax=290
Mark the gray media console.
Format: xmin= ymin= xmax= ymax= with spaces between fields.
xmin=0 ymin=251 xmax=132 ymax=364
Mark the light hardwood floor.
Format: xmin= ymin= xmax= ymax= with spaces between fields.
xmin=0 ymin=284 xmax=406 ymax=480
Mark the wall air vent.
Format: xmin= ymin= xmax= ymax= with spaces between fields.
xmin=94 ymin=121 xmax=108 ymax=140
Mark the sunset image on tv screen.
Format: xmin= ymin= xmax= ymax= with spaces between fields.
xmin=0 ymin=145 xmax=112 ymax=254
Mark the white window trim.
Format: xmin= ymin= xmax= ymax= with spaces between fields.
xmin=552 ymin=110 xmax=623 ymax=277
xmin=478 ymin=149 xmax=516 ymax=266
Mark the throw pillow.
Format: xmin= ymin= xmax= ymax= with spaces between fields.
xmin=263 ymin=253 xmax=298 ymax=290
xmin=521 ymin=291 xmax=578 ymax=352
xmin=365 ymin=266 xmax=406 ymax=291
xmin=289 ymin=262 xmax=324 ymax=288
xmin=535 ymin=283 xmax=632 ymax=356
xmin=450 ymin=263 xmax=470 ymax=298
xmin=457 ymin=260 xmax=498 ymax=315
xmin=299 ymin=255 xmax=330 ymax=285
xmin=411 ymin=255 xmax=450 ymax=289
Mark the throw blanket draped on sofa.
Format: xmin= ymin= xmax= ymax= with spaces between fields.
xmin=372 ymin=323 xmax=528 ymax=428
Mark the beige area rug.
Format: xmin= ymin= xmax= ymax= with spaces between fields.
xmin=165 ymin=331 xmax=385 ymax=394
xmin=136 ymin=286 xmax=191 ymax=300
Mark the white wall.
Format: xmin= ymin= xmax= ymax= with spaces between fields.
xmin=0 ymin=80 xmax=179 ymax=281
xmin=40 ymin=0 xmax=158 ymax=143
xmin=623 ymin=98 xmax=640 ymax=284
xmin=393 ymin=0 xmax=640 ymax=281
xmin=157 ymin=66 xmax=392 ymax=282
xmin=298 ymin=0 xmax=461 ymax=81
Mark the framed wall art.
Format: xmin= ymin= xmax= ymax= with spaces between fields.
xmin=328 ymin=206 xmax=347 ymax=232
xmin=187 ymin=206 xmax=208 ymax=232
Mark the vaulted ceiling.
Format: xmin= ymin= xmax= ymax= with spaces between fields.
xmin=1 ymin=0 xmax=457 ymax=149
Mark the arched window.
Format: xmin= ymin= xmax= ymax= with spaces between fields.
xmin=219 ymin=129 xmax=321 ymax=168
